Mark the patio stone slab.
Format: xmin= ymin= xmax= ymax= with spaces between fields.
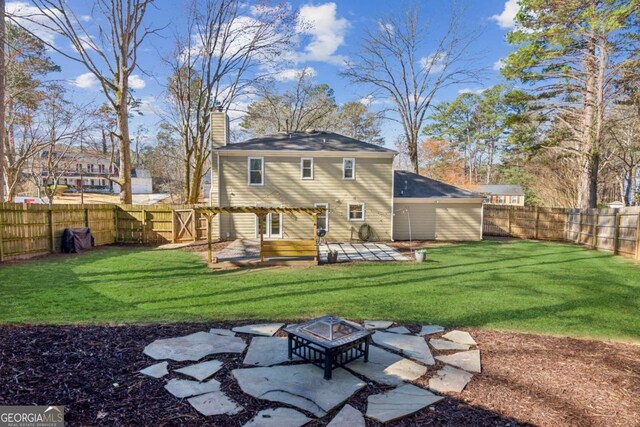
xmin=436 ymin=350 xmax=481 ymax=373
xmin=188 ymin=390 xmax=243 ymax=416
xmin=366 ymin=384 xmax=444 ymax=423
xmin=232 ymin=364 xmax=366 ymax=417
xmin=164 ymin=378 xmax=221 ymax=398
xmin=209 ymin=328 xmax=236 ymax=336
xmin=346 ymin=346 xmax=427 ymax=386
xmin=442 ymin=330 xmax=477 ymax=346
xmin=232 ymin=323 xmax=284 ymax=336
xmin=143 ymin=331 xmax=247 ymax=361
xmin=372 ymin=331 xmax=435 ymax=365
xmin=429 ymin=339 xmax=470 ymax=351
xmin=139 ymin=361 xmax=169 ymax=378
xmin=429 ymin=365 xmax=473 ymax=393
xmin=327 ymin=404 xmax=365 ymax=427
xmin=243 ymin=408 xmax=311 ymax=427
xmin=387 ymin=326 xmax=411 ymax=334
xmin=175 ymin=360 xmax=224 ymax=381
xmin=364 ymin=320 xmax=393 ymax=330
xmin=419 ymin=325 xmax=444 ymax=336
xmin=243 ymin=337 xmax=301 ymax=366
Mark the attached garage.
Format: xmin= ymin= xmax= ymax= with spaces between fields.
xmin=393 ymin=171 xmax=484 ymax=241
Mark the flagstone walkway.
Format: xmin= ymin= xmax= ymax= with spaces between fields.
xmin=139 ymin=320 xmax=481 ymax=425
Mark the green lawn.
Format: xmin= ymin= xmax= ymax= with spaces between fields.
xmin=1 ymin=240 xmax=639 ymax=342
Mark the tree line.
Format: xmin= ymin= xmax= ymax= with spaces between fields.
xmin=1 ymin=0 xmax=639 ymax=208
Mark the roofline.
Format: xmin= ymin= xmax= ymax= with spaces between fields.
xmin=394 ymin=197 xmax=485 ymax=203
xmin=217 ymin=150 xmax=397 ymax=158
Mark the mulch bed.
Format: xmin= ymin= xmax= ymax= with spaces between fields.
xmin=0 ymin=323 xmax=638 ymax=426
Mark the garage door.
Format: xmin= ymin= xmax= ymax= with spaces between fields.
xmin=393 ymin=201 xmax=482 ymax=241
xmin=393 ymin=203 xmax=436 ymax=240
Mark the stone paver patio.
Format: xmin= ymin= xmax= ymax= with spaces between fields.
xmin=214 ymin=239 xmax=410 ymax=263
xmin=139 ymin=321 xmax=482 ymax=424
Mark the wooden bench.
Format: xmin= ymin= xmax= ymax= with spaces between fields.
xmin=260 ymin=239 xmax=318 ymax=263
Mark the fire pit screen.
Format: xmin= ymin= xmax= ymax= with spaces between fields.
xmin=285 ymin=315 xmax=372 ymax=380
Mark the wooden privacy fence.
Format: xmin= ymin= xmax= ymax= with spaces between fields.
xmin=483 ymin=205 xmax=640 ymax=260
xmin=0 ymin=203 xmax=324 ymax=263
xmin=0 ymin=203 xmax=204 ymax=261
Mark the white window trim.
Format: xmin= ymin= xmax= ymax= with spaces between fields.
xmin=347 ymin=202 xmax=365 ymax=222
xmin=342 ymin=158 xmax=356 ymax=180
xmin=511 ymin=195 xmax=519 ymax=204
xmin=248 ymin=157 xmax=264 ymax=186
xmin=300 ymin=157 xmax=314 ymax=180
xmin=255 ymin=213 xmax=283 ymax=238
xmin=315 ymin=203 xmax=329 ymax=232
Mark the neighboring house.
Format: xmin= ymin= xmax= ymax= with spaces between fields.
xmin=35 ymin=149 xmax=153 ymax=195
xmin=209 ymin=111 xmax=484 ymax=242
xmin=476 ymin=184 xmax=525 ymax=206
xmin=36 ymin=149 xmax=118 ymax=192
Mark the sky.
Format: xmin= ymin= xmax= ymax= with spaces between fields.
xmin=7 ymin=0 xmax=519 ymax=149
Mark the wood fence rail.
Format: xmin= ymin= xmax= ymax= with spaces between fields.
xmin=483 ymin=205 xmax=640 ymax=260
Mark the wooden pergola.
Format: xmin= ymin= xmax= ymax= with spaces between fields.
xmin=199 ymin=206 xmax=325 ymax=263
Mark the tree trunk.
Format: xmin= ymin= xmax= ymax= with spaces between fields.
xmin=408 ymin=128 xmax=419 ymax=174
xmin=0 ymin=0 xmax=5 ymax=202
xmin=116 ymin=88 xmax=132 ymax=204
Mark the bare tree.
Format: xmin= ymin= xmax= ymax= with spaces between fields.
xmin=0 ymin=0 xmax=5 ymax=201
xmin=164 ymin=0 xmax=295 ymax=203
xmin=606 ymin=105 xmax=640 ymax=205
xmin=240 ymin=68 xmax=337 ymax=135
xmin=17 ymin=0 xmax=157 ymax=203
xmin=341 ymin=3 xmax=480 ymax=174
xmin=27 ymin=85 xmax=91 ymax=204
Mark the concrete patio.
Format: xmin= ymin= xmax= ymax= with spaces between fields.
xmin=213 ymin=239 xmax=410 ymax=264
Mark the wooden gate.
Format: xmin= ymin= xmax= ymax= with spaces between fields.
xmin=173 ymin=209 xmax=196 ymax=242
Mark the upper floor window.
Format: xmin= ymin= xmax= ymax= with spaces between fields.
xmin=248 ymin=157 xmax=264 ymax=185
xmin=498 ymin=195 xmax=505 ymax=204
xmin=511 ymin=196 xmax=518 ymax=204
xmin=343 ymin=158 xmax=355 ymax=180
xmin=301 ymin=158 xmax=314 ymax=180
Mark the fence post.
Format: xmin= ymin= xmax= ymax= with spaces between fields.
xmin=613 ymin=210 xmax=620 ymax=255
xmin=534 ymin=206 xmax=540 ymax=240
xmin=84 ymin=208 xmax=89 ymax=228
xmin=141 ymin=208 xmax=147 ymax=244
xmin=508 ymin=207 xmax=513 ymax=237
xmin=49 ymin=208 xmax=55 ymax=253
xmin=113 ymin=205 xmax=119 ymax=243
xmin=0 ymin=207 xmax=4 ymax=262
xmin=171 ymin=209 xmax=176 ymax=243
xmin=578 ymin=211 xmax=583 ymax=244
xmin=636 ymin=211 xmax=640 ymax=260
xmin=593 ymin=210 xmax=599 ymax=249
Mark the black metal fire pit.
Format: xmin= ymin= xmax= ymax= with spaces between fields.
xmin=285 ymin=315 xmax=372 ymax=380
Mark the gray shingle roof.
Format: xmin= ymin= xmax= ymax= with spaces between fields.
xmin=475 ymin=184 xmax=524 ymax=196
xmin=394 ymin=171 xmax=481 ymax=198
xmin=217 ymin=131 xmax=396 ymax=153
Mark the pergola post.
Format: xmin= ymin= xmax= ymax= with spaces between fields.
xmin=312 ymin=212 xmax=318 ymax=263
xmin=206 ymin=213 xmax=217 ymax=263
xmin=257 ymin=213 xmax=265 ymax=262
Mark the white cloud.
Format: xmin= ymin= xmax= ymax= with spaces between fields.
xmin=378 ymin=21 xmax=394 ymax=35
xmin=137 ymin=96 xmax=161 ymax=116
xmin=458 ymin=88 xmax=485 ymax=95
xmin=128 ymin=75 xmax=146 ymax=90
xmin=493 ymin=58 xmax=506 ymax=71
xmin=359 ymin=95 xmax=390 ymax=106
xmin=6 ymin=1 xmax=60 ymax=44
xmin=420 ymin=52 xmax=447 ymax=73
xmin=295 ymin=2 xmax=349 ymax=65
xmin=273 ymin=67 xmax=316 ymax=81
xmin=491 ymin=0 xmax=518 ymax=30
xmin=71 ymin=72 xmax=98 ymax=89
xmin=79 ymin=15 xmax=92 ymax=22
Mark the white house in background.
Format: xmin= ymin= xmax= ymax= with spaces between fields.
xmin=35 ymin=148 xmax=153 ymax=195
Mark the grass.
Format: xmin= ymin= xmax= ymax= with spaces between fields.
xmin=0 ymin=240 xmax=639 ymax=342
